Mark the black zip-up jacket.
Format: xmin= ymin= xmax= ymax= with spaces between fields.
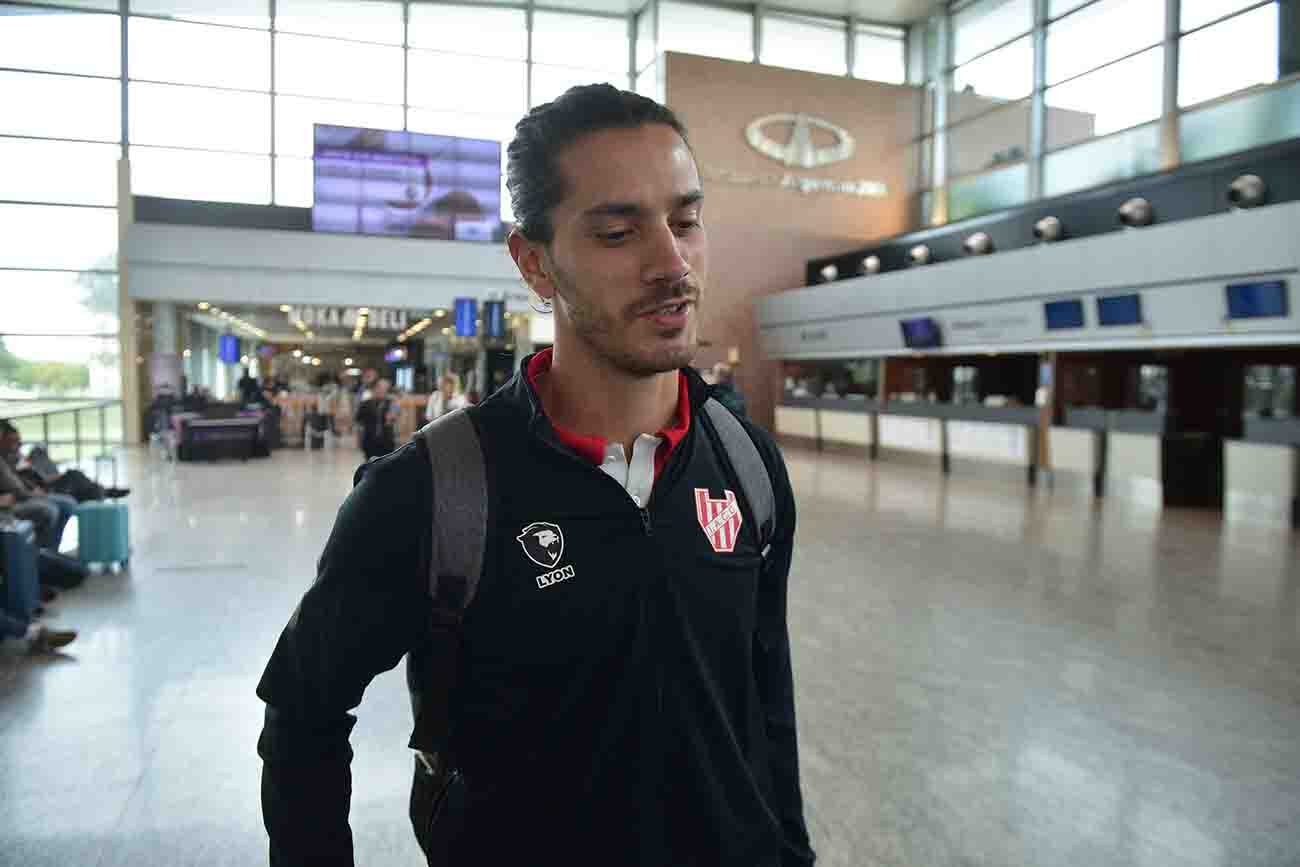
xmin=257 ymin=360 xmax=815 ymax=867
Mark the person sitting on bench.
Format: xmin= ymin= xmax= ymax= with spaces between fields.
xmin=1 ymin=421 xmax=129 ymax=502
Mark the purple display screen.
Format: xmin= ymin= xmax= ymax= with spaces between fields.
xmin=312 ymin=124 xmax=503 ymax=242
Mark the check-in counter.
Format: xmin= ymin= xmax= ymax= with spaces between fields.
xmin=1088 ymin=410 xmax=1166 ymax=502
xmin=877 ymin=412 xmax=943 ymax=458
xmin=1225 ymin=418 xmax=1300 ymax=525
xmin=818 ymin=400 xmax=874 ymax=449
xmin=774 ymin=402 xmax=819 ymax=445
xmin=1048 ymin=426 xmax=1103 ymax=492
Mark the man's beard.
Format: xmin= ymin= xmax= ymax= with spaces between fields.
xmin=550 ymin=260 xmax=700 ymax=377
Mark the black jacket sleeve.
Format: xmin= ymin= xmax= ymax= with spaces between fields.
xmin=256 ymin=441 xmax=432 ymax=867
xmin=750 ymin=427 xmax=816 ymax=867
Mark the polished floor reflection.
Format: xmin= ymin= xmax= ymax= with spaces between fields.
xmin=2 ymin=445 xmax=1297 ymax=866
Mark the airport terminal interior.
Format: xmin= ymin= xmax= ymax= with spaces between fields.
xmin=2 ymin=0 xmax=1299 ymax=863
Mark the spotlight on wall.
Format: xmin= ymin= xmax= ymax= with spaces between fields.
xmin=819 ymin=264 xmax=839 ymax=282
xmin=1117 ymin=197 xmax=1155 ymax=228
xmin=908 ymin=244 xmax=931 ymax=266
xmin=343 ymin=357 xmax=354 ymax=366
xmin=962 ymin=231 xmax=994 ymax=256
xmin=1227 ymin=173 xmax=1267 ymax=209
xmin=861 ymin=255 xmax=881 ymax=275
xmin=1033 ymin=215 xmax=1064 ymax=242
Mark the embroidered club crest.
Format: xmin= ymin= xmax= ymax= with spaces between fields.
xmin=694 ymin=488 xmax=743 ymax=554
xmin=517 ymin=521 xmax=565 ymax=569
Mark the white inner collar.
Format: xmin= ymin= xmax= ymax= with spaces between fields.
xmin=598 ymin=433 xmax=662 ymax=509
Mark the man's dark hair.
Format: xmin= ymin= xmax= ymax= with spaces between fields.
xmin=0 ymin=420 xmax=15 ymax=436
xmin=506 ymin=83 xmax=691 ymax=244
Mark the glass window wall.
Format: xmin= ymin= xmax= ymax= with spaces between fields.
xmin=129 ymin=146 xmax=272 ymax=204
xmin=0 ymin=138 xmax=119 ymax=207
xmin=1044 ymin=47 xmax=1164 ymax=148
xmin=952 ymin=0 xmax=1032 ymax=65
xmin=853 ymin=25 xmax=907 ymax=84
xmin=128 ymin=17 xmax=270 ymax=90
xmin=531 ymin=11 xmax=629 ymax=73
xmin=1045 ymin=0 xmax=1164 ymax=86
xmin=0 ymin=204 xmax=118 ymax=271
xmin=760 ymin=13 xmax=847 ymax=76
xmin=408 ymin=4 xmax=527 ymax=59
xmin=659 ymin=1 xmax=753 ymax=64
xmin=407 ymin=51 xmax=527 ymax=116
xmin=0 ymin=4 xmax=121 ymax=77
xmin=130 ymin=0 xmax=269 ymax=29
xmin=275 ymin=32 xmax=404 ymax=103
xmin=129 ymin=82 xmax=271 ymax=152
xmin=0 ymin=71 xmax=122 ymax=142
xmin=1178 ymin=3 xmax=1279 ymax=106
xmin=274 ymin=0 xmax=403 ymax=44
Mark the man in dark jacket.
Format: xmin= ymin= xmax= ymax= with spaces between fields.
xmin=257 ymin=84 xmax=815 ymax=867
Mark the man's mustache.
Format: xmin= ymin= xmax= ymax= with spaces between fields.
xmin=631 ymin=279 xmax=701 ymax=316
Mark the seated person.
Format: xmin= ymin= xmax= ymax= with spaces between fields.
xmin=0 ymin=609 xmax=77 ymax=654
xmin=1 ymin=421 xmax=128 ymax=502
xmin=0 ymin=457 xmax=76 ymax=552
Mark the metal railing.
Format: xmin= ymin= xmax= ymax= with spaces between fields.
xmin=0 ymin=398 xmax=124 ymax=465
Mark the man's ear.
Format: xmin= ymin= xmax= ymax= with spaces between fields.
xmin=507 ymin=229 xmax=556 ymax=305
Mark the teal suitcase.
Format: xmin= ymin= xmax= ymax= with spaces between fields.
xmin=76 ymin=501 xmax=130 ymax=567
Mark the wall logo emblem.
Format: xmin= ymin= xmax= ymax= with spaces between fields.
xmin=517 ymin=522 xmax=565 ymax=570
xmin=694 ymin=488 xmax=743 ymax=554
xmin=745 ymin=113 xmax=856 ymax=169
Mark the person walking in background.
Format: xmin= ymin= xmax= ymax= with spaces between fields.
xmin=710 ymin=362 xmax=747 ymax=417
xmin=355 ymin=378 xmax=398 ymax=459
xmin=425 ymin=373 xmax=466 ymax=422
xmin=258 ymin=84 xmax=814 ymax=867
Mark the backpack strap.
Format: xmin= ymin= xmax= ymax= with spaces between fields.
xmin=702 ymin=398 xmax=776 ymax=554
xmin=407 ymin=408 xmax=488 ymax=762
xmin=419 ymin=408 xmax=489 ymax=612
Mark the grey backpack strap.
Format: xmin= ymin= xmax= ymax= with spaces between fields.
xmin=419 ymin=408 xmax=488 ymax=612
xmin=703 ymin=398 xmax=776 ymax=553
xmin=407 ymin=408 xmax=487 ymax=762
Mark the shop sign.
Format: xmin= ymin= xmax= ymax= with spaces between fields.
xmin=707 ymin=112 xmax=887 ymax=199
xmin=746 ymin=113 xmax=855 ymax=168
xmin=285 ymin=306 xmax=409 ymax=331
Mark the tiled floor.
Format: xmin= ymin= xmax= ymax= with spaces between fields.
xmin=2 ymin=444 xmax=1297 ymax=866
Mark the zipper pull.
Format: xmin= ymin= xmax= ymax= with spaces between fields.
xmin=639 ymin=508 xmax=653 ymax=536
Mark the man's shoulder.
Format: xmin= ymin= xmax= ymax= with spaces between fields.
xmin=707 ymin=400 xmax=786 ymax=477
xmin=352 ymin=438 xmax=429 ymax=489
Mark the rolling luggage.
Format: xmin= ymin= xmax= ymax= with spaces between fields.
xmin=1 ymin=518 xmax=41 ymax=619
xmin=76 ymin=501 xmax=130 ymax=567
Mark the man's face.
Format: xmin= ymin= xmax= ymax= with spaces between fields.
xmin=374 ymin=380 xmax=389 ymax=398
xmin=510 ymin=124 xmax=708 ymax=377
xmin=1 ymin=430 xmax=19 ymax=455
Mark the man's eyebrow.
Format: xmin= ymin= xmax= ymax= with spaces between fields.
xmin=580 ymin=191 xmax=705 ymax=220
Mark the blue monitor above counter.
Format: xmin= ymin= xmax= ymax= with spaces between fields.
xmin=1226 ymin=279 xmax=1289 ymax=319
xmin=1097 ymin=293 xmax=1143 ymax=326
xmin=900 ymin=317 xmax=942 ymax=349
xmin=1044 ymin=299 xmax=1085 ymax=330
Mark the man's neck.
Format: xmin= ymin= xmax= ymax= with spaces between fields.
xmin=538 ymin=344 xmax=680 ymax=457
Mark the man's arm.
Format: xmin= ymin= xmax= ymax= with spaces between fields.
xmin=257 ymin=443 xmax=432 ymax=867
xmin=752 ymin=435 xmax=816 ymax=867
xmin=0 ymin=459 xmax=33 ymax=499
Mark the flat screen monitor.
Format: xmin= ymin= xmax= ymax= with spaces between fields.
xmin=454 ymin=298 xmax=478 ymax=338
xmin=1226 ymin=280 xmax=1289 ymax=319
xmin=1097 ymin=293 xmax=1143 ymax=326
xmin=218 ymin=334 xmax=240 ymax=364
xmin=899 ymin=317 xmax=942 ymax=349
xmin=1044 ymin=299 xmax=1085 ymax=330
xmin=483 ymin=300 xmax=507 ymax=339
xmin=312 ymin=124 xmax=502 ymax=242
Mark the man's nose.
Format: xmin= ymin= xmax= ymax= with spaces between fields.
xmin=641 ymin=221 xmax=691 ymax=288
